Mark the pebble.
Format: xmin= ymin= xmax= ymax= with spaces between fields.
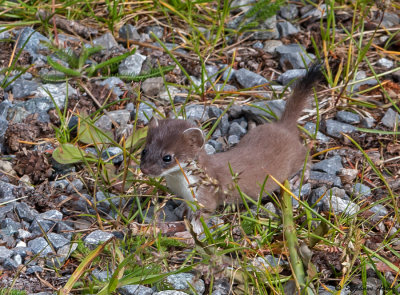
xmin=312 ymin=155 xmax=343 ymax=175
xmin=322 ymin=194 xmax=359 ymax=215
xmin=303 ymin=122 xmax=331 ymax=142
xmin=28 ymin=237 xmax=53 ymax=256
xmin=153 ymin=291 xmax=188 ymax=295
xmin=15 ymin=202 xmax=37 ymax=223
xmin=301 ymin=4 xmax=327 ymax=20
xmin=252 ymin=41 xmax=263 ymax=49
xmin=321 ymin=119 xmax=356 ymax=138
xmin=235 ymin=68 xmax=269 ymax=88
xmin=360 ymin=117 xmax=375 ymax=128
xmin=309 ymin=171 xmax=342 ymax=187
xmin=118 ymin=284 xmax=154 ymax=295
xmin=165 ymin=273 xmax=205 ymax=295
xmin=1 ymin=218 xmax=21 ymax=235
xmin=276 ymin=44 xmax=314 ymax=69
xmin=119 ymin=24 xmax=141 ymax=41
xmin=159 ymin=86 xmax=180 ymax=102
xmin=221 ymin=65 xmax=235 ymax=82
xmin=146 ymin=26 xmax=164 ymax=39
xmin=381 ymin=12 xmax=400 ymax=28
xmin=277 ymin=69 xmax=306 ymax=85
xmin=339 ymin=168 xmax=358 ymax=184
xmin=11 ymin=78 xmax=39 ymax=99
xmin=246 ymin=16 xmax=279 ymax=40
xmin=142 ymin=77 xmax=164 ymax=96
xmin=93 ymin=32 xmax=119 ymax=50
xmin=84 ymin=230 xmax=114 ymax=246
xmin=262 ymin=40 xmax=282 ymax=55
xmin=369 ymin=204 xmax=388 ymax=221
xmin=228 ymin=135 xmax=240 ymax=146
xmin=33 ymin=83 xmax=77 ymax=109
xmin=118 ymin=53 xmax=147 ymax=76
xmin=277 ymin=21 xmax=299 ymax=37
xmin=352 ymin=183 xmax=372 ymax=198
xmin=183 ymin=104 xmax=209 ymax=122
xmin=101 ymin=147 xmax=123 ymax=164
xmin=15 ymin=27 xmax=49 ymax=62
xmin=279 ymin=4 xmax=298 ymax=20
xmin=98 ymin=77 xmax=125 ymax=97
xmin=242 ymin=99 xmax=286 ymax=123
xmin=335 ymin=111 xmax=360 ymax=124
xmin=204 ymin=143 xmax=216 ymax=155
xmin=381 ymin=108 xmax=400 ymax=128
xmin=207 ymin=139 xmax=223 ymax=153
xmin=228 ymin=121 xmax=247 ymax=138
xmin=377 ymin=58 xmax=394 ymax=69
xmin=134 ymin=101 xmax=156 ymax=125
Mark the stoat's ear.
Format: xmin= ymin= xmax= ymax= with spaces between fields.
xmin=183 ymin=127 xmax=204 ymax=149
xmin=149 ymin=116 xmax=159 ymax=129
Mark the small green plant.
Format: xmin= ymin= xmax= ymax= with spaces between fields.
xmin=41 ymin=45 xmax=136 ymax=82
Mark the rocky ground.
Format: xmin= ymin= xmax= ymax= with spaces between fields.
xmin=0 ymin=0 xmax=400 ymax=294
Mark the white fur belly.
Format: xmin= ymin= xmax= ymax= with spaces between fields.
xmin=164 ymin=171 xmax=198 ymax=202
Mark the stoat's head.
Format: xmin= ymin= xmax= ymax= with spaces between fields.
xmin=140 ymin=118 xmax=204 ymax=177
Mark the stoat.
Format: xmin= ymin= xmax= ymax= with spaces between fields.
xmin=140 ymin=65 xmax=323 ymax=229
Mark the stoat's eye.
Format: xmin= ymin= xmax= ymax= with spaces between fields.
xmin=141 ymin=148 xmax=147 ymax=157
xmin=162 ymin=155 xmax=172 ymax=163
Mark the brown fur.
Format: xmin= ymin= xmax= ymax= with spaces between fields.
xmin=140 ymin=65 xmax=323 ymax=213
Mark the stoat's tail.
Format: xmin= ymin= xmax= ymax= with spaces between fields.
xmin=279 ymin=63 xmax=324 ymax=128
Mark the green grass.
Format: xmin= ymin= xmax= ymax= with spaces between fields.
xmin=1 ymin=0 xmax=400 ymax=294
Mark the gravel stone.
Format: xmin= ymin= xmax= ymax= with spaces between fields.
xmin=277 ymin=69 xmax=307 ymax=85
xmin=66 ymin=179 xmax=84 ymax=194
xmin=242 ymin=99 xmax=286 ymax=124
xmin=303 ymin=122 xmax=331 ymax=142
xmin=102 ymin=147 xmax=123 ymax=164
xmin=279 ymin=4 xmax=298 ymax=20
xmin=92 ymin=269 xmax=111 ymax=282
xmin=46 ymin=233 xmax=70 ymax=250
xmin=369 ymin=204 xmax=388 ymax=221
xmin=18 ymin=229 xmax=32 ymax=240
xmin=26 ymin=265 xmax=43 ymax=275
xmin=165 ymin=273 xmax=205 ymax=295
xmin=3 ymin=257 xmax=19 ymax=270
xmin=119 ymin=24 xmax=141 ymax=41
xmin=277 ymin=21 xmax=299 ymax=37
xmin=309 ymin=171 xmax=342 ymax=187
xmin=16 ymin=27 xmax=49 ymax=62
xmin=145 ymin=26 xmax=164 ymax=39
xmin=381 ymin=108 xmax=400 ymax=128
xmin=312 ymin=155 xmax=343 ymax=175
xmin=227 ymin=134 xmax=239 ymax=146
xmin=0 ymin=218 xmax=21 ymax=235
xmin=33 ymin=83 xmax=77 ymax=109
xmin=321 ymin=119 xmax=356 ymax=138
xmin=205 ymin=65 xmax=219 ymax=83
xmin=153 ymin=291 xmax=188 ymax=295
xmin=98 ymin=77 xmax=125 ymax=97
xmin=301 ymin=4 xmax=327 ymax=20
xmin=207 ymin=139 xmax=223 ymax=153
xmin=377 ymin=58 xmax=394 ymax=69
xmin=252 ymin=41 xmax=263 ymax=49
xmin=250 ymin=16 xmax=279 ymax=40
xmin=11 ymin=78 xmax=39 ymax=99
xmin=335 ymin=111 xmax=360 ymax=124
xmin=84 ymin=230 xmax=114 ymax=246
xmin=228 ymin=122 xmax=247 ymax=138
xmin=0 ymin=181 xmax=19 ymax=202
xmin=279 ymin=48 xmax=315 ymax=69
xmin=360 ymin=117 xmax=375 ymax=128
xmin=142 ymin=77 xmax=164 ymax=96
xmin=134 ymin=101 xmax=156 ymax=125
xmin=347 ymin=71 xmax=377 ymax=92
xmin=262 ymin=40 xmax=283 ymax=54
xmin=221 ymin=65 xmax=235 ymax=82
xmin=119 ymin=53 xmax=147 ymax=76
xmin=0 ymin=246 xmax=13 ymax=260
xmin=159 ymin=86 xmax=180 ymax=102
xmin=118 ymin=284 xmax=154 ymax=295
xmin=352 ymin=183 xmax=372 ymax=199
xmin=204 ymin=144 xmax=216 ymax=155
xmin=252 ymin=255 xmax=288 ymax=272
xmin=235 ymin=68 xmax=269 ymax=88
xmin=15 ymin=202 xmax=37 ymax=223
xmin=321 ymin=195 xmax=359 ymax=215
xmin=93 ymin=32 xmax=119 ymax=49
xmin=381 ymin=12 xmax=400 ymax=28
xmin=28 ymin=237 xmax=53 ymax=256
xmin=183 ymin=104 xmax=209 ymax=122
xmin=211 ymin=279 xmax=230 ymax=295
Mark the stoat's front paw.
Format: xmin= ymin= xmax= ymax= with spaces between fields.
xmin=190 ymin=210 xmax=203 ymax=235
